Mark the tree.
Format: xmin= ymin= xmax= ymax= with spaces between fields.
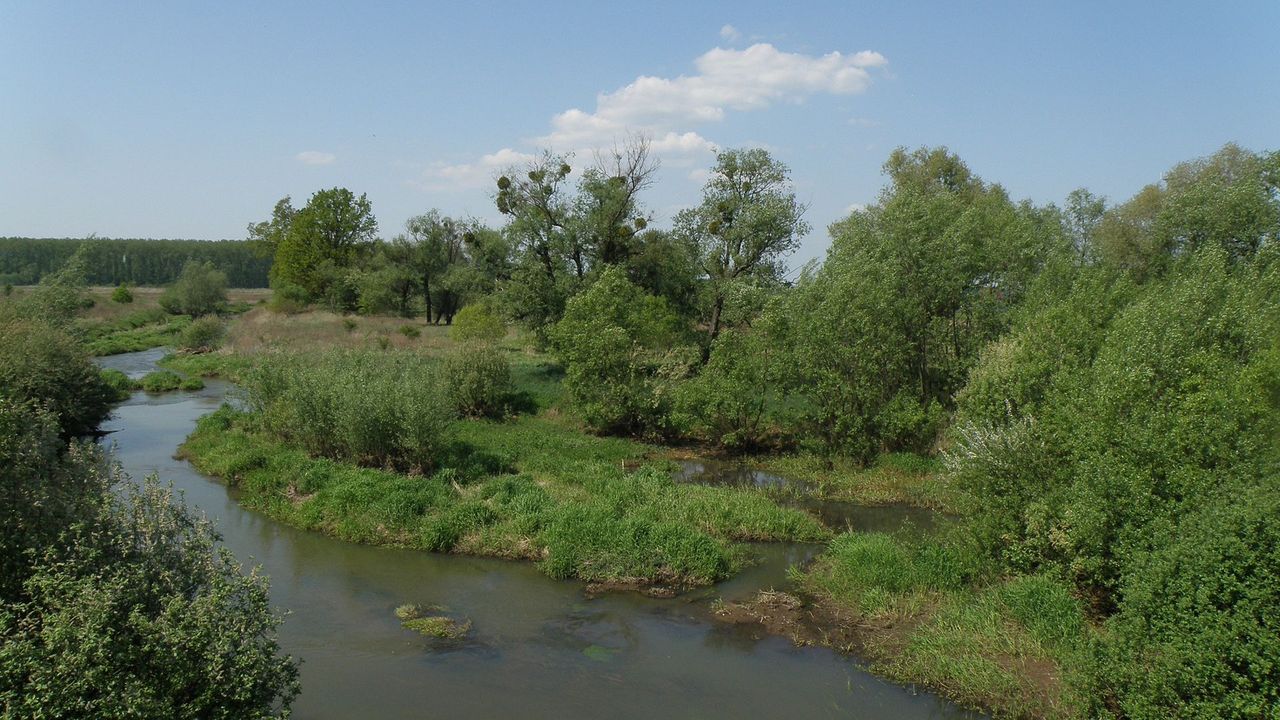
xmin=549 ymin=267 xmax=693 ymax=436
xmin=270 ymin=188 xmax=377 ymax=299
xmin=159 ymin=259 xmax=228 ymax=316
xmin=246 ymin=196 xmax=298 ymax=260
xmin=673 ymin=148 xmax=809 ymax=354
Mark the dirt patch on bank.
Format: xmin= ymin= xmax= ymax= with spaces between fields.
xmin=712 ymin=589 xmax=870 ymax=653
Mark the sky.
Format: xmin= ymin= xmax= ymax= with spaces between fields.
xmin=2 ymin=1 xmax=1278 ymax=265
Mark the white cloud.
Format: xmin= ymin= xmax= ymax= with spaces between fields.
xmin=420 ymin=147 xmax=536 ymax=190
xmin=295 ymin=150 xmax=336 ymax=166
xmin=422 ymin=42 xmax=886 ymax=189
xmin=719 ymin=24 xmax=741 ymax=42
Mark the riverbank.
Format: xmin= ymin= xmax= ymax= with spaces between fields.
xmin=159 ymin=308 xmax=1078 ymax=717
xmin=95 ymin=348 xmax=983 ymax=719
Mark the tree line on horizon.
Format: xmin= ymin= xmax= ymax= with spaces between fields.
xmin=0 ymin=237 xmax=271 ymax=288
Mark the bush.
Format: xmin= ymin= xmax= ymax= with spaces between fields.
xmin=98 ymin=368 xmax=134 ymax=401
xmin=267 ymin=280 xmax=308 ymax=314
xmin=550 ymin=268 xmax=693 ymax=436
xmin=178 ymin=315 xmax=225 ymax=353
xmin=1101 ymin=485 xmax=1280 ymax=717
xmin=159 ymin=260 xmax=227 ymax=316
xmin=110 ymin=283 xmax=133 ymax=303
xmin=450 ymin=304 xmax=506 ymax=343
xmin=0 ymin=313 xmax=117 ymax=437
xmin=241 ymin=350 xmax=455 ymax=472
xmin=441 ymin=344 xmax=512 ymax=418
xmin=398 ymin=324 xmax=421 ymax=339
xmin=137 ymin=370 xmax=203 ymax=392
xmin=675 ymin=325 xmax=789 ymax=450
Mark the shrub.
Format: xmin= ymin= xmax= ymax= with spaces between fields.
xmin=110 ymin=283 xmax=133 ymax=303
xmin=398 ymin=324 xmax=421 ymax=339
xmin=159 ymin=260 xmax=227 ymax=316
xmin=98 ymin=369 xmax=134 ymax=401
xmin=2 ymin=284 xmax=11 ymax=297
xmin=675 ymin=325 xmax=789 ymax=450
xmin=441 ymin=344 xmax=512 ymax=418
xmin=267 ymin=280 xmax=308 ymax=314
xmin=178 ymin=315 xmax=225 ymax=353
xmin=241 ymin=350 xmax=455 ymax=472
xmin=450 ymin=304 xmax=506 ymax=343
xmin=1101 ymin=485 xmax=1280 ymax=717
xmin=0 ymin=313 xmax=117 ymax=437
xmin=342 ymin=317 xmax=357 ymax=332
xmin=550 ymin=268 xmax=693 ymax=436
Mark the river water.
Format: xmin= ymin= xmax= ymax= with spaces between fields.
xmin=96 ymin=350 xmax=979 ymax=720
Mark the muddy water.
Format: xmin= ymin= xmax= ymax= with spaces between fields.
xmin=96 ymin=350 xmax=979 ymax=720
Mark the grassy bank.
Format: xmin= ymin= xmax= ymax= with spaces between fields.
xmin=180 ymin=406 xmax=827 ymax=586
xmin=801 ymin=531 xmax=1091 ymax=718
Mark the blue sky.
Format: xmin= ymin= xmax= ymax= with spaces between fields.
xmin=2 ymin=1 xmax=1277 ymax=264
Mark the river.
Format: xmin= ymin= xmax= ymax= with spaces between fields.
xmin=96 ymin=349 xmax=979 ymax=720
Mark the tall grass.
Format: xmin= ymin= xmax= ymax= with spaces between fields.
xmin=241 ymin=350 xmax=454 ymax=473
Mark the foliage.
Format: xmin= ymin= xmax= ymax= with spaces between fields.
xmin=110 ymin=283 xmax=133 ymax=303
xmin=783 ymin=147 xmax=1064 ymax=460
xmin=180 ymin=406 xmax=826 ymax=587
xmin=674 ymin=322 xmax=790 ymax=450
xmin=0 ymin=237 xmax=270 ymax=288
xmin=1100 ymin=484 xmax=1280 ymax=718
xmin=0 ymin=313 xmax=118 ymax=437
xmin=241 ymin=350 xmax=454 ymax=473
xmin=441 ymin=344 xmax=512 ymax=418
xmin=0 ymin=477 xmax=300 ymax=718
xmin=159 ymin=260 xmax=228 ymax=316
xmin=179 ymin=315 xmax=225 ymax=353
xmin=674 ymin=147 xmax=809 ymax=349
xmin=267 ymin=188 xmax=377 ymax=299
xmin=550 ymin=267 xmax=693 ymax=435
xmin=450 ymin=303 xmax=506 ymax=343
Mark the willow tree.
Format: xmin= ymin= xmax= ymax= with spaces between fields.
xmin=673 ymin=148 xmax=809 ymax=355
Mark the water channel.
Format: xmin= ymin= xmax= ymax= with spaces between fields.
xmin=96 ymin=349 xmax=979 ymax=719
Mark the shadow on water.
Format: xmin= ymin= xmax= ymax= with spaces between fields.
xmin=93 ymin=350 xmax=982 ymax=720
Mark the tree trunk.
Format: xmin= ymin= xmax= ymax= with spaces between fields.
xmin=702 ymin=293 xmax=725 ymax=363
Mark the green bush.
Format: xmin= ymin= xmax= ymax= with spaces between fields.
xmin=450 ymin=304 xmax=506 ymax=343
xmin=674 ymin=327 xmax=785 ymax=450
xmin=98 ymin=368 xmax=134 ymax=401
xmin=241 ymin=350 xmax=455 ymax=472
xmin=0 ymin=314 xmax=117 ymax=437
xmin=1101 ymin=485 xmax=1280 ymax=717
xmin=159 ymin=260 xmax=227 ymax=316
xmin=550 ymin=267 xmax=693 ymax=436
xmin=178 ymin=315 xmax=225 ymax=353
xmin=110 ymin=283 xmax=133 ymax=303
xmin=137 ymin=370 xmax=202 ymax=393
xmin=441 ymin=344 xmax=512 ymax=418
xmin=267 ymin=280 xmax=308 ymax=314
xmin=398 ymin=324 xmax=421 ymax=339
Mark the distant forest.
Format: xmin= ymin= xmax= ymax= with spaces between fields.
xmin=0 ymin=237 xmax=270 ymax=287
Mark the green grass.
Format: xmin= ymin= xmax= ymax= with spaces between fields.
xmin=798 ymin=531 xmax=1091 ymax=718
xmin=158 ymin=351 xmax=255 ymax=381
xmin=179 ymin=406 xmax=827 ymax=587
xmin=760 ymin=451 xmax=959 ymax=510
xmin=82 ymin=312 xmax=192 ymax=356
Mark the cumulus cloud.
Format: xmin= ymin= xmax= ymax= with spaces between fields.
xmin=296 ymin=150 xmax=336 ymax=166
xmin=420 ymin=147 xmax=536 ymax=190
xmin=719 ymin=24 xmax=741 ymax=42
xmin=422 ymin=42 xmax=886 ymax=188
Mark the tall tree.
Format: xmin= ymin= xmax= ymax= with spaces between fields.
xmin=673 ymin=148 xmax=809 ymax=354
xmin=270 ymin=188 xmax=377 ymax=298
